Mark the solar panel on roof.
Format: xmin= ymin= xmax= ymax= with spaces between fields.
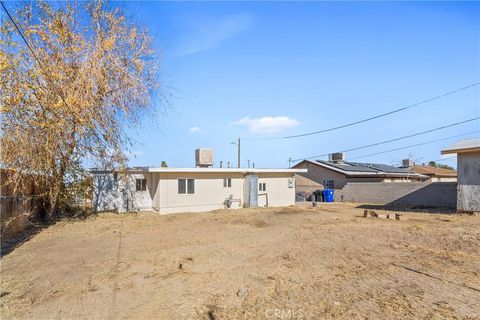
xmin=315 ymin=160 xmax=414 ymax=174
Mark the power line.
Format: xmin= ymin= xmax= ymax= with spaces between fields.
xmin=242 ymin=82 xmax=479 ymax=141
xmin=1 ymin=1 xmax=42 ymax=64
xmin=349 ymin=131 xmax=478 ymax=161
xmin=291 ymin=116 xmax=479 ymax=162
xmin=0 ymin=1 xmax=75 ymax=117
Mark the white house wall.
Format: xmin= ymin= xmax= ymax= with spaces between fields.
xmin=93 ymin=172 xmax=152 ymax=212
xmin=153 ymin=172 xmax=244 ymax=214
xmin=257 ymin=173 xmax=296 ymax=208
xmin=93 ymin=172 xmax=122 ymax=212
xmin=92 ymin=171 xmax=297 ymax=214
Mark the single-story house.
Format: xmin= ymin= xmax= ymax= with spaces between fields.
xmin=409 ymin=165 xmax=457 ymax=182
xmin=293 ymin=156 xmax=428 ymax=193
xmin=442 ymin=138 xmax=480 ymax=212
xmin=91 ymin=167 xmax=307 ymax=214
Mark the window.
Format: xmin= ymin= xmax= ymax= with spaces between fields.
xmin=259 ymin=182 xmax=266 ymax=192
xmin=136 ymin=178 xmax=147 ymax=191
xmin=324 ymin=179 xmax=334 ymax=189
xmin=178 ymin=179 xmax=186 ymax=194
xmin=178 ymin=178 xmax=195 ymax=194
xmin=223 ymin=178 xmax=232 ymax=188
xmin=187 ymin=179 xmax=195 ymax=194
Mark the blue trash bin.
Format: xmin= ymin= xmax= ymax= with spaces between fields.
xmin=322 ymin=189 xmax=334 ymax=202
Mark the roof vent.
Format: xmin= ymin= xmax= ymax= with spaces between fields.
xmin=195 ymin=148 xmax=214 ymax=168
xmin=328 ymin=152 xmax=346 ymax=163
xmin=402 ymin=159 xmax=413 ymax=168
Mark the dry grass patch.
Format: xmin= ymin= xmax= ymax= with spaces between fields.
xmin=1 ymin=203 xmax=479 ymax=319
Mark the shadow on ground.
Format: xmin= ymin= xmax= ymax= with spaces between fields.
xmin=356 ymin=204 xmax=457 ymax=214
xmin=1 ymin=224 xmax=45 ymax=257
xmin=1 ymin=209 xmax=95 ymax=258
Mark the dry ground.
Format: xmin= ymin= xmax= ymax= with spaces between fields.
xmin=1 ymin=203 xmax=479 ymax=320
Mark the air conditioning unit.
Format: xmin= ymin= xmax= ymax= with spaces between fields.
xmin=195 ymin=148 xmax=214 ymax=167
xmin=328 ymin=152 xmax=346 ymax=163
xmin=402 ymin=159 xmax=413 ymax=168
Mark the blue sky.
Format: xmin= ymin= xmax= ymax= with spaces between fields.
xmin=124 ymin=1 xmax=479 ymax=169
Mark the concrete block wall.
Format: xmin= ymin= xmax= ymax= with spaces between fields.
xmin=335 ymin=182 xmax=457 ymax=209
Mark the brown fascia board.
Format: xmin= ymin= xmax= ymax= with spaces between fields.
xmin=420 ymin=172 xmax=457 ymax=178
xmin=441 ymin=147 xmax=480 ymax=155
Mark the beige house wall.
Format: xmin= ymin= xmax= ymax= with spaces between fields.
xmin=295 ymin=174 xmax=323 ymax=193
xmin=145 ymin=172 xmax=295 ymax=214
xmin=94 ymin=170 xmax=299 ymax=214
xmin=257 ymin=173 xmax=296 ymax=208
xmin=151 ymin=172 xmax=244 ymax=214
xmin=294 ymin=161 xmax=347 ymax=189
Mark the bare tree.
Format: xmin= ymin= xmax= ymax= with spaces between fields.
xmin=0 ymin=0 xmax=160 ymax=220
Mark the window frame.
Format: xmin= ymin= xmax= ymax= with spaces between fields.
xmin=324 ymin=179 xmax=334 ymax=189
xmin=178 ymin=178 xmax=186 ymax=194
xmin=259 ymin=182 xmax=267 ymax=192
xmin=135 ymin=178 xmax=147 ymax=192
xmin=178 ymin=178 xmax=195 ymax=194
xmin=223 ymin=177 xmax=232 ymax=188
xmin=187 ymin=178 xmax=195 ymax=194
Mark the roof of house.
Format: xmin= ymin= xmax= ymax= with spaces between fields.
xmin=410 ymin=165 xmax=457 ymax=177
xmin=90 ymin=167 xmax=307 ymax=174
xmin=295 ymin=160 xmax=428 ymax=179
xmin=441 ymin=138 xmax=480 ymax=155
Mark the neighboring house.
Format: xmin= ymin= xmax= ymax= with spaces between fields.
xmin=293 ymin=156 xmax=428 ymax=193
xmin=409 ymin=165 xmax=457 ymax=182
xmin=91 ymin=167 xmax=306 ymax=214
xmin=442 ymin=138 xmax=480 ymax=212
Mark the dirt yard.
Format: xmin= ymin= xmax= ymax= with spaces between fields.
xmin=1 ymin=203 xmax=479 ymax=319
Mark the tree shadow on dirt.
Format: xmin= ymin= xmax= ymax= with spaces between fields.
xmin=1 ymin=207 xmax=96 ymax=258
xmin=0 ymin=224 xmax=45 ymax=258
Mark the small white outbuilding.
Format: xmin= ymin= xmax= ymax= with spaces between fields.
xmin=442 ymin=138 xmax=480 ymax=213
xmin=91 ymin=167 xmax=306 ymax=214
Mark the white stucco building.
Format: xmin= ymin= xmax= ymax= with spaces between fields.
xmin=91 ymin=167 xmax=306 ymax=214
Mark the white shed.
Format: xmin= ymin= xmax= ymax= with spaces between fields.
xmin=442 ymin=138 xmax=480 ymax=212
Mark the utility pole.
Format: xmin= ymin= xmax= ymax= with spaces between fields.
xmin=237 ymin=137 xmax=241 ymax=168
xmin=288 ymin=157 xmax=292 ymax=168
xmin=231 ymin=138 xmax=241 ymax=168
